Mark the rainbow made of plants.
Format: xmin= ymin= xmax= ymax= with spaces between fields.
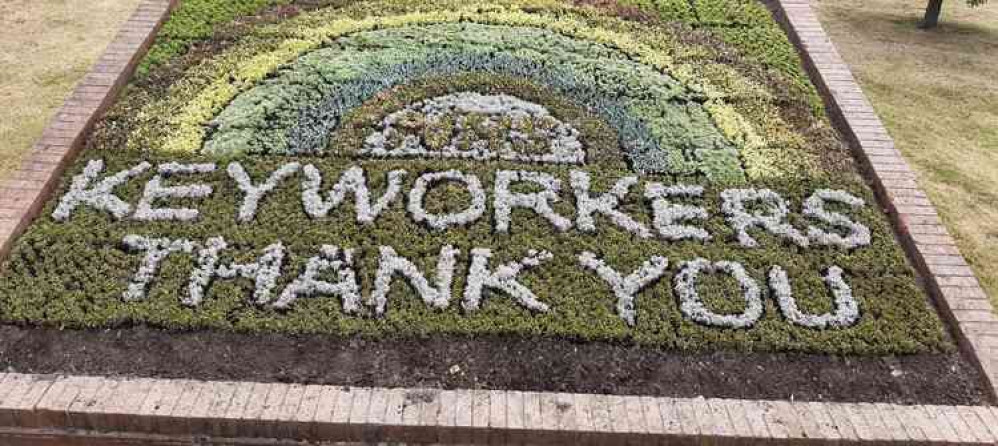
xmin=0 ymin=0 xmax=950 ymax=354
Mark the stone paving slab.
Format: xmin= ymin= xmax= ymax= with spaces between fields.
xmin=0 ymin=0 xmax=996 ymax=444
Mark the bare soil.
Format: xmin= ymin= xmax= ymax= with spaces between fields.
xmin=0 ymin=325 xmax=987 ymax=405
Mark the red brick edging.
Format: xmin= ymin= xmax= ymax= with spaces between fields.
xmin=0 ymin=0 xmax=996 ymax=444
xmin=2 ymin=373 xmax=998 ymax=445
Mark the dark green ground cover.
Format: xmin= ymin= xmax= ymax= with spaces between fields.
xmin=0 ymin=0 xmax=951 ymax=354
xmin=0 ymin=155 xmax=946 ymax=353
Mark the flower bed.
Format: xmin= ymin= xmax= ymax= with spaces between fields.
xmin=0 ymin=0 xmax=950 ymax=354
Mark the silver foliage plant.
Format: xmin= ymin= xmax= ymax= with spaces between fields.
xmin=644 ymin=183 xmax=712 ymax=242
xmin=407 ymin=170 xmax=487 ymax=231
xmin=228 ymin=162 xmax=302 ymax=223
xmin=578 ymin=251 xmax=669 ymax=326
xmin=768 ymin=265 xmax=859 ymax=329
xmin=301 ymin=164 xmax=406 ymax=223
xmin=52 ymin=159 xmax=152 ymax=221
xmin=494 ymin=170 xmax=572 ymax=233
xmin=186 ymin=237 xmax=287 ymax=306
xmin=720 ymin=188 xmax=809 ymax=248
xmin=674 ymin=258 xmax=764 ymax=329
xmin=121 ymin=234 xmax=556 ymax=315
xmin=87 ymin=156 xmax=870 ymax=330
xmin=370 ymin=245 xmax=460 ymax=315
xmin=272 ymin=245 xmax=361 ymax=313
xmin=362 ymin=92 xmax=585 ymax=165
xmin=119 ymin=234 xmax=862 ymax=329
xmin=571 ymin=171 xmax=652 ymax=238
xmin=53 ymin=160 xmax=870 ymax=250
xmin=277 ymin=48 xmax=704 ymax=177
xmin=803 ymin=189 xmax=872 ymax=249
xmin=463 ymin=248 xmax=554 ymax=313
xmin=121 ymin=235 xmax=196 ymax=302
xmin=133 ymin=163 xmax=216 ymax=222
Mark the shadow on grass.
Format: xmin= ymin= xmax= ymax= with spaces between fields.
xmin=829 ymin=6 xmax=998 ymax=48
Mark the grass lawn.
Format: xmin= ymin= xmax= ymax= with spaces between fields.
xmin=0 ymin=0 xmax=142 ymax=181
xmin=814 ymin=0 xmax=998 ymax=305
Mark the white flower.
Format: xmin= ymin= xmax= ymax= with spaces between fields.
xmin=370 ymin=245 xmax=460 ymax=316
xmin=570 ymin=171 xmax=651 ymax=238
xmin=494 ymin=170 xmax=572 ymax=233
xmin=768 ymin=265 xmax=859 ymax=329
xmin=186 ymin=237 xmax=286 ymax=306
xmin=463 ymin=248 xmax=553 ymax=313
xmin=186 ymin=236 xmax=226 ymax=307
xmin=674 ymin=258 xmax=763 ymax=329
xmin=301 ymin=164 xmax=405 ymax=224
xmin=803 ymin=189 xmax=872 ymax=249
xmin=228 ymin=162 xmax=301 ymax=223
xmin=156 ymin=162 xmax=216 ymax=175
xmin=644 ymin=183 xmax=711 ymax=242
xmin=272 ymin=245 xmax=361 ymax=313
xmin=132 ymin=163 xmax=216 ymax=222
xmin=361 ymin=92 xmax=585 ymax=165
xmin=578 ymin=251 xmax=669 ymax=326
xmin=120 ymin=234 xmax=195 ymax=301
xmin=52 ymin=159 xmax=151 ymax=221
xmin=720 ymin=188 xmax=808 ymax=248
xmin=407 ymin=170 xmax=486 ymax=230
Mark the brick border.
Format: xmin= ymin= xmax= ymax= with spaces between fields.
xmin=0 ymin=427 xmax=326 ymax=446
xmin=0 ymin=0 xmax=997 ymax=444
xmin=0 ymin=373 xmax=997 ymax=445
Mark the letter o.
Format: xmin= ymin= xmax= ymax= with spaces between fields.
xmin=408 ymin=170 xmax=486 ymax=230
xmin=674 ymin=258 xmax=763 ymax=329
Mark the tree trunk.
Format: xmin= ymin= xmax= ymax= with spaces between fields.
xmin=921 ymin=0 xmax=944 ymax=28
